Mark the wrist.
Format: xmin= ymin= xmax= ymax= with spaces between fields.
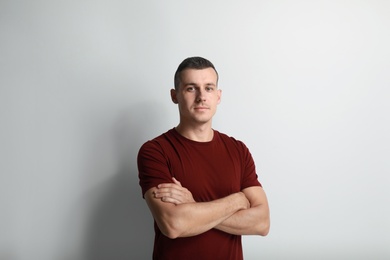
xmin=236 ymin=192 xmax=249 ymax=210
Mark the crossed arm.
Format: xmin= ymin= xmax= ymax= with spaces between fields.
xmin=144 ymin=178 xmax=270 ymax=239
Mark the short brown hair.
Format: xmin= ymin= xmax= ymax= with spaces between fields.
xmin=174 ymin=57 xmax=219 ymax=90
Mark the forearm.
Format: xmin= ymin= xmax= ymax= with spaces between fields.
xmin=147 ymin=190 xmax=249 ymax=239
xmin=214 ymin=204 xmax=270 ymax=236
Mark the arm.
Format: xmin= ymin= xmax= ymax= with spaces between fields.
xmin=215 ymin=186 xmax=270 ymax=236
xmin=145 ymin=180 xmax=250 ymax=239
xmin=156 ymin=179 xmax=270 ymax=236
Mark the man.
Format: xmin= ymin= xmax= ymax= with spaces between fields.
xmin=137 ymin=57 xmax=270 ymax=259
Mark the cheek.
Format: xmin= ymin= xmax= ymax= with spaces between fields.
xmin=179 ymin=100 xmax=191 ymax=111
xmin=183 ymin=96 xmax=195 ymax=105
xmin=213 ymin=95 xmax=221 ymax=105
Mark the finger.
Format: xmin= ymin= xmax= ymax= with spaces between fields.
xmin=156 ymin=186 xmax=182 ymax=194
xmin=154 ymin=188 xmax=184 ymax=198
xmin=156 ymin=190 xmax=185 ymax=204
xmin=160 ymin=196 xmax=181 ymax=205
xmin=156 ymin=193 xmax=185 ymax=203
xmin=172 ymin=177 xmax=182 ymax=187
xmin=155 ymin=191 xmax=177 ymax=199
xmin=158 ymin=183 xmax=181 ymax=189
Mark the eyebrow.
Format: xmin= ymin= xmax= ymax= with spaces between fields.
xmin=184 ymin=82 xmax=216 ymax=87
xmin=184 ymin=83 xmax=197 ymax=87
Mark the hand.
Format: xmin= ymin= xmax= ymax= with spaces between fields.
xmin=153 ymin=177 xmax=196 ymax=205
xmin=239 ymin=191 xmax=251 ymax=210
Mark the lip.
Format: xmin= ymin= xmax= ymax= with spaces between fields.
xmin=194 ymin=107 xmax=209 ymax=110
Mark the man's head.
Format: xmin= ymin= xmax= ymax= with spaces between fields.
xmin=174 ymin=57 xmax=219 ymax=90
xmin=171 ymin=57 xmax=221 ymax=127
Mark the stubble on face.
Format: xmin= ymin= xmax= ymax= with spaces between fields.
xmin=174 ymin=68 xmax=221 ymax=127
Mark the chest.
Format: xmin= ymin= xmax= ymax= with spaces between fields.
xmin=166 ymin=142 xmax=243 ymax=201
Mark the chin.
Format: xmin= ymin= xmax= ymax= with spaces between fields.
xmin=194 ymin=119 xmax=212 ymax=125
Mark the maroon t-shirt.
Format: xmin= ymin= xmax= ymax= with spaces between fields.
xmin=138 ymin=128 xmax=261 ymax=260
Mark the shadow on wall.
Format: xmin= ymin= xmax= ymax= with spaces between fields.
xmin=82 ymin=102 xmax=166 ymax=260
xmin=83 ymin=169 xmax=153 ymax=260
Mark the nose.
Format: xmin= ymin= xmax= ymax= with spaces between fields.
xmin=196 ymin=89 xmax=206 ymax=102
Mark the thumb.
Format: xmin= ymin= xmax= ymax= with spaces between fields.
xmin=172 ymin=177 xmax=182 ymax=187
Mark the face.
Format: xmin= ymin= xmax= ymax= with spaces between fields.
xmin=171 ymin=68 xmax=221 ymax=126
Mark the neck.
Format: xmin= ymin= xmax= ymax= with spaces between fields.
xmin=175 ymin=123 xmax=214 ymax=142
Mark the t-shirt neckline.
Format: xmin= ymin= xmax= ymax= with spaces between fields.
xmin=171 ymin=127 xmax=217 ymax=145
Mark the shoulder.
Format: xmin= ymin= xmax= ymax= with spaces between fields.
xmin=214 ymin=130 xmax=249 ymax=151
xmin=138 ymin=129 xmax=175 ymax=156
xmin=140 ymin=129 xmax=175 ymax=148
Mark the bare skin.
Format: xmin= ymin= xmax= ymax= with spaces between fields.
xmin=154 ymin=178 xmax=270 ymax=236
xmin=145 ymin=185 xmax=250 ymax=238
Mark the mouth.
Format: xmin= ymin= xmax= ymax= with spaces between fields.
xmin=194 ymin=106 xmax=209 ymax=110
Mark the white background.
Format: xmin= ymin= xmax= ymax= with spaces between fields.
xmin=1 ymin=1 xmax=389 ymax=259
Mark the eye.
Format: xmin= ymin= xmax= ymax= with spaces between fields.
xmin=206 ymin=86 xmax=214 ymax=92
xmin=186 ymin=86 xmax=195 ymax=92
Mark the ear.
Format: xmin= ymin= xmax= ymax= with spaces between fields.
xmin=170 ymin=89 xmax=178 ymax=104
xmin=217 ymin=89 xmax=222 ymax=104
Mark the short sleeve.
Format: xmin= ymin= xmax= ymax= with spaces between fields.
xmin=137 ymin=141 xmax=173 ymax=198
xmin=238 ymin=141 xmax=262 ymax=189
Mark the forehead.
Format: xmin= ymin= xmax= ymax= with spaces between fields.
xmin=180 ymin=68 xmax=218 ymax=85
